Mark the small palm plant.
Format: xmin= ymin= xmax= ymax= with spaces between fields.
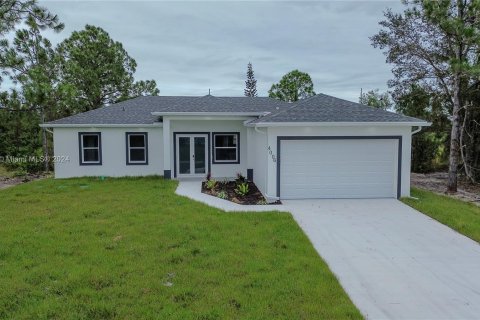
xmin=205 ymin=179 xmax=217 ymax=190
xmin=235 ymin=182 xmax=249 ymax=196
xmin=217 ymin=190 xmax=228 ymax=199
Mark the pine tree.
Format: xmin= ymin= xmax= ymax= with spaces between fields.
xmin=268 ymin=70 xmax=315 ymax=102
xmin=244 ymin=62 xmax=257 ymax=97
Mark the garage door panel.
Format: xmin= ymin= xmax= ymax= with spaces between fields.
xmin=284 ymin=153 xmax=394 ymax=162
xmin=280 ymin=139 xmax=398 ymax=199
xmin=282 ymin=174 xmax=394 ymax=185
xmin=282 ymin=163 xmax=394 ymax=174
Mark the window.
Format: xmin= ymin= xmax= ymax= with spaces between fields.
xmin=213 ymin=133 xmax=239 ymax=163
xmin=79 ymin=132 xmax=101 ymax=165
xmin=126 ymin=132 xmax=148 ymax=165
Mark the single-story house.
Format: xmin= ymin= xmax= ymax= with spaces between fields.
xmin=41 ymin=94 xmax=430 ymax=201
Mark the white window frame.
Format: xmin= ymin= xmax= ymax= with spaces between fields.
xmin=126 ymin=132 xmax=148 ymax=165
xmin=212 ymin=132 xmax=239 ymax=164
xmin=79 ymin=132 xmax=101 ymax=165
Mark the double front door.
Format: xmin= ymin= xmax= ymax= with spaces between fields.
xmin=176 ymin=134 xmax=208 ymax=177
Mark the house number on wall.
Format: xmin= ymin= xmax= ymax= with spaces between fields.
xmin=268 ymin=146 xmax=277 ymax=163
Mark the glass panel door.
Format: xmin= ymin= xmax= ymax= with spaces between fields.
xmin=194 ymin=137 xmax=206 ymax=174
xmin=179 ymin=137 xmax=191 ymax=174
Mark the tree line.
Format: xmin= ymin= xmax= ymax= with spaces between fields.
xmin=250 ymin=0 xmax=480 ymax=192
xmin=0 ymin=1 xmax=159 ymax=172
xmin=2 ymin=0 xmax=478 ymax=194
xmin=369 ymin=0 xmax=480 ymax=191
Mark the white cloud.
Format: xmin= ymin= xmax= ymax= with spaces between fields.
xmin=31 ymin=1 xmax=405 ymax=101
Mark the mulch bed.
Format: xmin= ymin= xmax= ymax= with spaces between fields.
xmin=202 ymin=180 xmax=281 ymax=205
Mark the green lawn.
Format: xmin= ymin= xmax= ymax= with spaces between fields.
xmin=402 ymin=187 xmax=480 ymax=243
xmin=0 ymin=177 xmax=361 ymax=319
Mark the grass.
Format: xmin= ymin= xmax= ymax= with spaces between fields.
xmin=402 ymin=187 xmax=480 ymax=243
xmin=0 ymin=165 xmax=16 ymax=178
xmin=0 ymin=177 xmax=362 ymax=319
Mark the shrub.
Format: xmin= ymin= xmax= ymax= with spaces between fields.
xmin=205 ymin=179 xmax=217 ymax=190
xmin=235 ymin=172 xmax=246 ymax=184
xmin=235 ymin=182 xmax=249 ymax=196
xmin=217 ymin=191 xmax=228 ymax=199
xmin=411 ymin=132 xmax=447 ymax=173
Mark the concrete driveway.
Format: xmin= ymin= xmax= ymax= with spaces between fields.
xmin=284 ymin=199 xmax=480 ymax=320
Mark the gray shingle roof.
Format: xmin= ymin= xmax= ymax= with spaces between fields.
xmin=45 ymin=93 xmax=426 ymax=126
xmin=45 ymin=95 xmax=290 ymax=125
xmin=249 ymin=94 xmax=424 ymax=124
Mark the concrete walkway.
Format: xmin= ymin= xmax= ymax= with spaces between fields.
xmin=176 ymin=181 xmax=480 ymax=319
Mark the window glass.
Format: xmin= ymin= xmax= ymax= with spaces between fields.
xmin=215 ymin=135 xmax=237 ymax=147
xmin=215 ymin=148 xmax=236 ymax=161
xmin=83 ymin=149 xmax=99 ymax=162
xmin=80 ymin=133 xmax=101 ymax=164
xmin=179 ymin=137 xmax=190 ymax=173
xmin=83 ymin=135 xmax=98 ymax=148
xmin=129 ymin=135 xmax=145 ymax=148
xmin=130 ymin=149 xmax=145 ymax=162
xmin=213 ymin=133 xmax=238 ymax=162
xmin=127 ymin=133 xmax=147 ymax=164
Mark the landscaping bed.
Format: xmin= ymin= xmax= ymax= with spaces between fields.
xmin=201 ymin=175 xmax=280 ymax=205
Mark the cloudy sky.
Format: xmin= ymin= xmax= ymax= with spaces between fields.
xmin=36 ymin=0 xmax=402 ymax=101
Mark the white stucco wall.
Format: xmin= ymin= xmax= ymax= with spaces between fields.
xmin=53 ymin=127 xmax=163 ymax=178
xmin=169 ymin=119 xmax=249 ymax=179
xmin=51 ymin=121 xmax=415 ymax=200
xmin=265 ymin=125 xmax=413 ymax=199
xmin=248 ymin=127 xmax=268 ymax=197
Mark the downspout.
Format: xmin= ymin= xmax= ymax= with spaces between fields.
xmin=411 ymin=126 xmax=422 ymax=135
xmin=254 ymin=126 xmax=266 ymax=135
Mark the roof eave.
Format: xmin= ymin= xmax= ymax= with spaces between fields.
xmin=246 ymin=121 xmax=432 ymax=127
xmin=40 ymin=123 xmax=163 ymax=128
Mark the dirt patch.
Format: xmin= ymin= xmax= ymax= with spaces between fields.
xmin=411 ymin=172 xmax=480 ymax=205
xmin=0 ymin=173 xmax=49 ymax=190
xmin=202 ymin=180 xmax=280 ymax=205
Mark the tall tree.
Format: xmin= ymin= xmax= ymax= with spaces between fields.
xmin=359 ymin=89 xmax=392 ymax=110
xmin=0 ymin=16 xmax=65 ymax=170
xmin=120 ymin=80 xmax=159 ymax=102
xmin=0 ymin=0 xmax=63 ymax=36
xmin=268 ymin=70 xmax=315 ymax=102
xmin=0 ymin=90 xmax=43 ymax=172
xmin=371 ymin=0 xmax=480 ymax=192
xmin=394 ymin=84 xmax=450 ymax=172
xmin=244 ymin=62 xmax=257 ymax=97
xmin=56 ymin=25 xmax=159 ymax=112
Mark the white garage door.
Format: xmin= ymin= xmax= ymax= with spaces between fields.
xmin=279 ymin=138 xmax=399 ymax=199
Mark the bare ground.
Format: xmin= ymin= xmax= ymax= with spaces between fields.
xmin=411 ymin=172 xmax=480 ymax=205
xmin=0 ymin=173 xmax=49 ymax=190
